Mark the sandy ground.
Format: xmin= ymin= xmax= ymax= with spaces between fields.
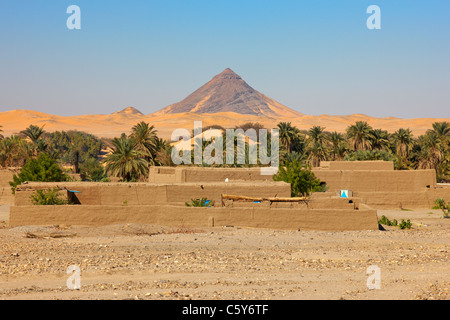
xmin=0 ymin=206 xmax=448 ymax=301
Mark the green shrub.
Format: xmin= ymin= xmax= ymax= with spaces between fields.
xmin=185 ymin=198 xmax=213 ymax=207
xmin=31 ymin=188 xmax=68 ymax=205
xmin=9 ymin=153 xmax=68 ymax=194
xmin=273 ymin=160 xmax=324 ymax=197
xmin=398 ymin=219 xmax=412 ymax=229
xmin=379 ymin=215 xmax=412 ymax=229
xmin=378 ymin=215 xmax=398 ymax=227
xmin=80 ymin=158 xmax=105 ymax=181
xmin=434 ymin=198 xmax=449 ymax=218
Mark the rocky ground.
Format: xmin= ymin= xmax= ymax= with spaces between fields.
xmin=0 ymin=208 xmax=448 ymax=300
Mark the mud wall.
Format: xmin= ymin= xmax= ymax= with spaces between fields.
xmin=9 ymin=205 xmax=379 ymax=231
xmin=356 ymin=186 xmax=450 ymax=209
xmin=14 ymin=181 xmax=291 ymax=206
xmin=147 ymin=166 xmax=442 ymax=209
xmin=0 ymin=169 xmax=15 ymax=205
xmin=313 ymin=169 xmax=436 ymax=193
xmin=149 ymin=167 xmax=270 ymax=183
xmin=318 ymin=161 xmax=394 ymax=171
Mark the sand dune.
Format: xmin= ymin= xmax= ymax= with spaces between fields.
xmin=0 ymin=108 xmax=448 ymax=140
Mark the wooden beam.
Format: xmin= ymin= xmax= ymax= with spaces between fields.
xmin=222 ymin=194 xmax=309 ymax=202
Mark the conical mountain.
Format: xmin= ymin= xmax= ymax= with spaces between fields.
xmin=154 ymin=68 xmax=303 ymax=118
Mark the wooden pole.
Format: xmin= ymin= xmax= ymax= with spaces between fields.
xmin=221 ymin=194 xmax=309 ymax=202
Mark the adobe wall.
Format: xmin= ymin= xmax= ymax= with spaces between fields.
xmin=356 ymin=186 xmax=450 ymax=209
xmin=147 ymin=165 xmax=442 ymax=209
xmin=0 ymin=169 xmax=15 ymax=205
xmin=312 ymin=169 xmax=436 ymax=193
xmin=149 ymin=162 xmax=395 ymax=184
xmin=149 ymin=167 xmax=269 ymax=183
xmin=9 ymin=205 xmax=379 ymax=231
xmin=14 ymin=181 xmax=291 ymax=206
xmin=318 ymin=161 xmax=394 ymax=171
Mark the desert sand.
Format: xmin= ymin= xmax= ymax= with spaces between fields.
xmin=1 ymin=108 xmax=448 ymax=140
xmin=0 ymin=206 xmax=448 ymax=300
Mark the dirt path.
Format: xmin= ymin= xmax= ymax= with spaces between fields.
xmin=0 ymin=209 xmax=448 ymax=300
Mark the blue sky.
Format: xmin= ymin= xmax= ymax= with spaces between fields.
xmin=0 ymin=0 xmax=449 ymax=118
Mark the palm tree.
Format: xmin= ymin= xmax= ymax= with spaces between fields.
xmin=103 ymin=135 xmax=149 ymax=182
xmin=417 ymin=132 xmax=442 ymax=170
xmin=0 ymin=138 xmax=12 ymax=167
xmin=20 ymin=125 xmax=47 ymax=157
xmin=308 ymin=126 xmax=327 ymax=145
xmin=306 ymin=126 xmax=329 ymax=167
xmin=420 ymin=122 xmax=450 ymax=182
xmin=428 ymin=122 xmax=450 ymax=154
xmin=346 ymin=121 xmax=373 ymax=151
xmin=0 ymin=125 xmax=3 ymax=140
xmin=12 ymin=135 xmax=32 ymax=164
xmin=393 ymin=128 xmax=414 ymax=158
xmin=277 ymin=122 xmax=301 ymax=153
xmin=154 ymin=138 xmax=174 ymax=166
xmin=20 ymin=125 xmax=46 ymax=144
xmin=0 ymin=135 xmax=31 ymax=167
xmin=130 ymin=122 xmax=159 ymax=165
xmin=428 ymin=122 xmax=450 ymax=142
xmin=283 ymin=151 xmax=307 ymax=165
xmin=369 ymin=129 xmax=391 ymax=151
xmin=329 ymin=131 xmax=348 ymax=160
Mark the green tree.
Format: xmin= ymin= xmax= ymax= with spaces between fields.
xmin=46 ymin=130 xmax=103 ymax=169
xmin=428 ymin=122 xmax=450 ymax=146
xmin=329 ymin=131 xmax=348 ymax=160
xmin=283 ymin=151 xmax=307 ymax=165
xmin=369 ymin=129 xmax=391 ymax=151
xmin=0 ymin=135 xmax=32 ymax=167
xmin=103 ymin=134 xmax=149 ymax=181
xmin=428 ymin=122 xmax=450 ymax=171
xmin=19 ymin=125 xmax=47 ymax=157
xmin=9 ymin=153 xmax=68 ymax=193
xmin=130 ymin=122 xmax=159 ymax=165
xmin=346 ymin=121 xmax=373 ymax=151
xmin=20 ymin=125 xmax=45 ymax=144
xmin=417 ymin=132 xmax=443 ymax=170
xmin=154 ymin=138 xmax=174 ymax=166
xmin=393 ymin=128 xmax=414 ymax=158
xmin=80 ymin=158 xmax=105 ymax=181
xmin=306 ymin=126 xmax=329 ymax=167
xmin=0 ymin=138 xmax=13 ymax=167
xmin=273 ymin=160 xmax=324 ymax=197
xmin=277 ymin=122 xmax=301 ymax=153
